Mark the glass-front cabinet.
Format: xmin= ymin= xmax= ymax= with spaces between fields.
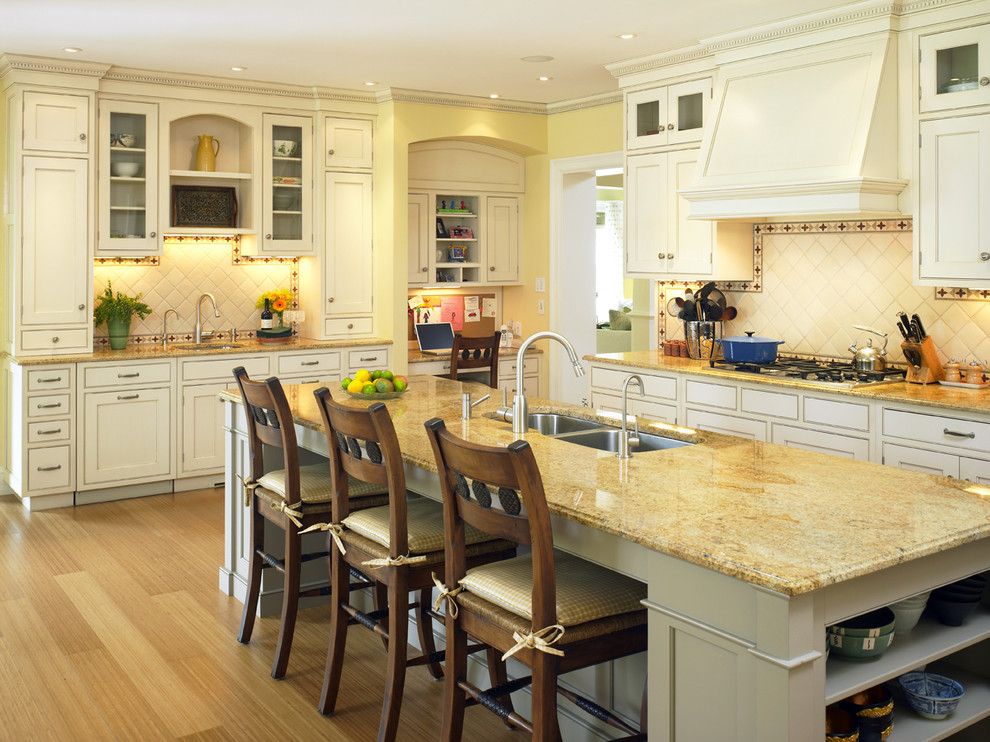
xmin=920 ymin=24 xmax=990 ymax=113
xmin=626 ymin=78 xmax=711 ymax=150
xmin=262 ymin=113 xmax=313 ymax=255
xmin=98 ymin=100 xmax=158 ymax=254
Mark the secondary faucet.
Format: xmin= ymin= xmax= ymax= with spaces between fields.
xmin=194 ymin=293 xmax=221 ymax=344
xmin=161 ymin=308 xmax=178 ymax=348
xmin=497 ymin=331 xmax=585 ymax=435
xmin=617 ymin=374 xmax=644 ymax=459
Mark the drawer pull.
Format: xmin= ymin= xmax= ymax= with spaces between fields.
xmin=37 ymin=464 xmax=62 ymax=472
xmin=37 ymin=402 xmax=62 ymax=409
xmin=943 ymin=428 xmax=976 ymax=439
xmin=38 ymin=376 xmax=62 ymax=383
xmin=347 ymin=323 xmax=354 ymax=330
xmin=300 ymin=361 xmax=320 ymax=367
xmin=37 ymin=428 xmax=62 ymax=436
xmin=117 ymin=394 xmax=140 ymax=401
xmin=359 ymin=356 xmax=378 ymax=362
xmin=118 ymin=372 xmax=141 ymax=378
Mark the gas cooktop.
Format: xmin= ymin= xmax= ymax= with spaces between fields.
xmin=708 ymin=356 xmax=907 ymax=389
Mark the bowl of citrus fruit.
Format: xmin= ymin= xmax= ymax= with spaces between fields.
xmin=341 ymin=368 xmax=409 ymax=399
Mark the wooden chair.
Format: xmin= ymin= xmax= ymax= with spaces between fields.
xmin=449 ymin=332 xmax=500 ymax=388
xmin=312 ymin=387 xmax=518 ymax=742
xmin=232 ymin=367 xmax=388 ymax=680
xmin=424 ymin=418 xmax=649 ymax=741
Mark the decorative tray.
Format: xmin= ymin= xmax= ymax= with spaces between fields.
xmin=938 ymin=380 xmax=990 ymax=390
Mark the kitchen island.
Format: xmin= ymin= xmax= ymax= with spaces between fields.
xmin=220 ymin=375 xmax=990 ymax=741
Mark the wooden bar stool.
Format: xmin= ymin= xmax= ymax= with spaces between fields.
xmin=449 ymin=332 xmax=501 ymax=388
xmin=424 ymin=418 xmax=649 ymax=741
xmin=232 ymin=367 xmax=389 ymax=680
xmin=311 ymin=387 xmax=518 ymax=742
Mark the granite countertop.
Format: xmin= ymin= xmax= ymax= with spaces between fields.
xmin=408 ymin=342 xmax=542 ymax=365
xmin=586 ymin=351 xmax=990 ymax=416
xmin=220 ymin=374 xmax=990 ymax=596
xmin=10 ymin=337 xmax=393 ymax=366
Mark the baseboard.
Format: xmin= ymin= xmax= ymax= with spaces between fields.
xmin=74 ymin=479 xmax=174 ymax=505
xmin=22 ymin=490 xmax=74 ymax=511
xmin=174 ymin=473 xmax=225 ymax=492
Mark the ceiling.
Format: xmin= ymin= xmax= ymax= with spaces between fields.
xmin=2 ymin=0 xmax=851 ymax=103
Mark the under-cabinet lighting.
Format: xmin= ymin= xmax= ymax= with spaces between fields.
xmin=423 ymin=284 xmax=461 ymax=290
xmin=63 ymin=47 xmax=82 ymax=53
xmin=538 ymin=76 xmax=552 ymax=82
xmin=364 ymin=81 xmax=377 ymax=86
xmin=230 ymin=66 xmax=246 ymax=72
xmin=489 ymin=93 xmax=500 ymax=99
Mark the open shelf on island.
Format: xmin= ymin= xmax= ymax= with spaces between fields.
xmin=893 ymin=662 xmax=990 ymax=742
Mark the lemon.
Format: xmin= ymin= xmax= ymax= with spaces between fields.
xmin=353 ymin=369 xmax=371 ymax=383
xmin=347 ymin=379 xmax=365 ymax=394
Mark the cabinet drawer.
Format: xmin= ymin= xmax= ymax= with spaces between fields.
xmin=592 ymin=391 xmax=623 ymax=414
xmin=771 ymin=423 xmax=869 ymax=461
xmin=27 ymin=393 xmax=71 ymax=418
xmin=27 ymin=446 xmax=71 ymax=491
xmin=685 ymin=380 xmax=737 ymax=410
xmin=686 ymin=408 xmax=766 ymax=441
xmin=27 ymin=367 xmax=72 ymax=391
xmin=499 ymin=356 xmax=539 ymax=380
xmin=28 ymin=419 xmax=71 ymax=443
xmin=83 ymin=361 xmax=173 ymax=389
xmin=740 ymin=388 xmax=798 ymax=420
xmin=348 ymin=348 xmax=388 ymax=369
xmin=882 ymin=442 xmax=959 ymax=478
xmin=634 ymin=399 xmax=678 ymax=425
xmin=883 ymin=408 xmax=990 ymax=454
xmin=411 ymin=360 xmax=450 ymax=376
xmin=590 ymin=366 xmax=676 ymax=400
xmin=804 ymin=397 xmax=870 ymax=432
xmin=325 ymin=317 xmax=373 ymax=337
xmin=21 ymin=328 xmax=88 ymax=352
xmin=181 ymin=355 xmax=270 ymax=383
xmin=960 ymin=457 xmax=990 ymax=486
xmin=277 ymin=352 xmax=341 ymax=376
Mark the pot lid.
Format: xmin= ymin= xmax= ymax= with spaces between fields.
xmin=721 ymin=335 xmax=784 ymax=344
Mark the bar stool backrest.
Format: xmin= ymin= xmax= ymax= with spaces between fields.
xmin=449 ymin=332 xmax=501 ymax=388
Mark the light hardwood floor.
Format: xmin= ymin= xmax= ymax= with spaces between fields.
xmin=0 ymin=488 xmax=519 ymax=741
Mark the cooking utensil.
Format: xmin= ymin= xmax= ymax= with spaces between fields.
xmin=895 ymin=315 xmax=910 ymax=340
xmin=911 ymin=313 xmax=927 ymax=340
xmin=723 ymin=306 xmax=738 ymax=321
xmin=716 ymin=331 xmax=785 ymax=364
xmin=849 ymin=325 xmax=888 ymax=373
xmin=680 ymin=299 xmax=697 ymax=322
xmin=665 ymin=297 xmax=682 ymax=318
xmin=684 ymin=321 xmax=722 ymax=360
xmin=898 ymin=311 xmax=914 ymax=341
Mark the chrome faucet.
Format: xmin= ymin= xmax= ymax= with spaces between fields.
xmin=497 ymin=331 xmax=585 ymax=435
xmin=461 ymin=391 xmax=491 ymax=420
xmin=618 ymin=374 xmax=644 ymax=459
xmin=194 ymin=293 xmax=221 ymax=344
xmin=161 ymin=309 xmax=178 ymax=348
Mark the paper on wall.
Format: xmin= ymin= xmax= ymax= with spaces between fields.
xmin=464 ymin=296 xmax=480 ymax=323
xmin=481 ymin=297 xmax=497 ymax=318
xmin=440 ymin=296 xmax=465 ymax=331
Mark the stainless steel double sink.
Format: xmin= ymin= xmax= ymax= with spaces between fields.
xmin=523 ymin=412 xmax=692 ymax=454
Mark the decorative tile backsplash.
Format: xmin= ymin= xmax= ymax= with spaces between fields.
xmin=93 ymin=238 xmax=297 ymax=344
xmin=661 ymin=227 xmax=990 ymax=364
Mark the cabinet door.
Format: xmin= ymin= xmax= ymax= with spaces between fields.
xmin=324 ymin=117 xmax=373 ymax=169
xmin=685 ymin=408 xmax=767 ymax=441
xmin=771 ymin=423 xmax=869 ymax=461
xmin=625 ymin=153 xmax=668 ymax=275
xmin=666 ymin=78 xmax=711 ymax=146
xmin=920 ymin=24 xmax=990 ymax=113
xmin=882 ymin=442 xmax=960 ymax=478
xmin=22 ymin=157 xmax=91 ymax=326
xmin=263 ymin=113 xmax=313 ymax=255
xmin=98 ymin=100 xmax=159 ymax=254
xmin=180 ymin=383 xmax=226 ymax=476
xmin=919 ymin=116 xmax=990 ymax=282
xmin=23 ymin=92 xmax=89 ymax=153
xmin=325 ymin=172 xmax=373 ymax=316
xmin=408 ymin=193 xmax=430 ymax=284
xmin=960 ymin=457 xmax=990 ymax=485
xmin=485 ymin=196 xmax=520 ymax=282
xmin=626 ymin=87 xmax=668 ymax=150
xmin=82 ymin=387 xmax=172 ymax=486
xmin=666 ymin=149 xmax=713 ymax=276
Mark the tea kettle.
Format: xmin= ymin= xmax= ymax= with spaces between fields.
xmin=848 ymin=325 xmax=888 ymax=372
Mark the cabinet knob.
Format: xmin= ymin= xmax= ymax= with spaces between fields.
xmin=981 ymin=252 xmax=990 ymax=262
xmin=265 ymin=233 xmax=272 ymax=240
xmin=328 ymin=149 xmax=335 ymax=156
xmin=422 ymin=267 xmax=428 ymax=272
xmin=78 ymin=304 xmax=85 ymax=310
xmin=667 ymin=253 xmax=675 ymax=260
xmin=657 ymin=252 xmax=663 ymax=260
xmin=981 ymin=77 xmax=990 ymax=87
xmin=347 ymin=323 xmax=354 ymax=329
xmin=328 ymin=297 xmax=334 ymax=303
xmin=489 ymin=265 xmax=496 ymax=271
xmin=52 ymin=336 xmax=59 ymax=343
xmin=79 ymin=133 xmax=86 ymax=141
xmin=667 ymin=123 xmax=674 ymax=131
xmin=150 ymin=231 xmax=156 ymax=238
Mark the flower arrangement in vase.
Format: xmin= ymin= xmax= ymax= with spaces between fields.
xmin=255 ymin=288 xmax=294 ymax=341
xmin=93 ymin=282 xmax=152 ymax=350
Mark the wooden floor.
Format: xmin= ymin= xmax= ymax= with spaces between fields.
xmin=0 ymin=487 xmax=520 ymax=741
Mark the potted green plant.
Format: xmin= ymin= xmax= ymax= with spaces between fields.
xmin=93 ymin=282 xmax=152 ymax=350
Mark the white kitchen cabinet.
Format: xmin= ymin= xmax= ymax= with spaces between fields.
xmin=98 ymin=100 xmax=159 ymax=255
xmin=919 ymin=24 xmax=990 ymax=113
xmin=960 ymin=457 xmax=990 ymax=485
xmin=180 ymin=383 xmax=227 ymax=476
xmin=22 ymin=92 xmax=90 ymax=153
xmin=81 ymin=386 xmax=173 ymax=487
xmin=882 ymin=442 xmax=960 ymax=478
xmin=771 ymin=423 xmax=869 ymax=460
xmin=685 ymin=408 xmax=768 ymax=441
xmin=485 ymin=196 xmax=520 ymax=282
xmin=625 ymin=78 xmax=711 ymax=150
xmin=667 ymin=149 xmax=713 ymax=274
xmin=408 ymin=193 xmax=430 ymax=284
xmin=21 ymin=156 xmax=91 ymax=333
xmin=918 ymin=115 xmax=990 ymax=284
xmin=325 ymin=171 xmax=373 ymax=316
xmin=324 ymin=117 xmax=373 ymax=170
xmin=262 ymin=113 xmax=313 ymax=255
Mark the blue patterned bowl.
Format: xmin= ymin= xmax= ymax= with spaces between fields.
xmin=898 ymin=672 xmax=965 ymax=720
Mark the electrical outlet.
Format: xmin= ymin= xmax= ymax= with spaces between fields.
xmin=537 ymin=300 xmax=545 ymax=315
xmin=512 ymin=320 xmax=522 ymax=336
xmin=535 ymin=277 xmax=545 ymax=293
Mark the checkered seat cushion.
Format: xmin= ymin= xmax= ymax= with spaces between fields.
xmin=257 ymin=463 xmax=387 ymax=505
xmin=458 ymin=551 xmax=646 ymax=627
xmin=342 ymin=496 xmax=497 ymax=554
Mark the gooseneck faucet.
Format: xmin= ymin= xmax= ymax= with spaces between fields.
xmin=618 ymin=374 xmax=644 ymax=459
xmin=498 ymin=331 xmax=585 ymax=435
xmin=161 ymin=309 xmax=178 ymax=349
xmin=194 ymin=293 xmax=221 ymax=344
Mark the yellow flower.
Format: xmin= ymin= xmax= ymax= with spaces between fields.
xmin=256 ymin=288 xmax=293 ymax=310
xmin=272 ymin=298 xmax=287 ymax=312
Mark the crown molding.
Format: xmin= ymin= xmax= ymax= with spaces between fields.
xmin=0 ymin=53 xmax=111 ymax=80
xmin=545 ymin=90 xmax=622 ymax=114
xmin=378 ymin=87 xmax=546 ymax=114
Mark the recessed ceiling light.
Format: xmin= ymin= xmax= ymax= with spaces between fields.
xmin=489 ymin=93 xmax=500 ymax=99
xmin=364 ymin=81 xmax=377 ymax=86
xmin=538 ymin=75 xmax=552 ymax=82
xmin=230 ymin=66 xmax=246 ymax=72
xmin=63 ymin=47 xmax=82 ymax=53
xmin=521 ymin=55 xmax=554 ymax=63
xmin=617 ymin=33 xmax=637 ymax=40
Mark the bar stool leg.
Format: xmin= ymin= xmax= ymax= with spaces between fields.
xmin=237 ymin=502 xmax=264 ymax=644
xmin=375 ymin=582 xmax=389 ymax=650
xmin=318 ymin=547 xmax=351 ymax=715
xmin=417 ymin=588 xmax=443 ymax=679
xmin=440 ymin=612 xmax=468 ymax=742
xmin=271 ymin=527 xmax=300 ymax=679
xmin=485 ymin=646 xmax=515 ymax=724
xmin=378 ymin=571 xmax=410 ymax=742
xmin=531 ymin=655 xmax=560 ymax=742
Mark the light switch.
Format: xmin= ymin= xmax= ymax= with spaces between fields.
xmin=535 ymin=277 xmax=545 ymax=293
xmin=512 ymin=320 xmax=522 ymax=336
xmin=537 ymin=300 xmax=545 ymax=315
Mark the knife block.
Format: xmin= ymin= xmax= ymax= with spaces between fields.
xmin=901 ymin=337 xmax=943 ymax=384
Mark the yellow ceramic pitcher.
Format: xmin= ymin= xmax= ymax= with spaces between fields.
xmin=194 ymin=134 xmax=220 ymax=171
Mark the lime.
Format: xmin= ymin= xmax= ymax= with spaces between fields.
xmin=340 ymin=377 xmax=352 ymax=390
xmin=371 ymin=370 xmax=383 ymax=380
xmin=361 ymin=383 xmax=376 ymax=396
xmin=393 ymin=377 xmax=408 ymax=393
xmin=381 ymin=370 xmax=394 ymax=381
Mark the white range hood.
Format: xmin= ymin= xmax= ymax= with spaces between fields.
xmin=682 ymin=33 xmax=907 ymax=220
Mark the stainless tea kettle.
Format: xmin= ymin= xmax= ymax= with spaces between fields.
xmin=848 ymin=325 xmax=888 ymax=372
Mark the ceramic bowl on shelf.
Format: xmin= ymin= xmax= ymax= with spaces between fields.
xmin=898 ymin=671 xmax=965 ymax=720
xmin=929 ymin=597 xmax=981 ymax=627
xmin=842 ymin=685 xmax=893 ymax=742
xmin=827 ymin=629 xmax=894 ymax=661
xmin=825 ymin=705 xmax=860 ymax=741
xmin=273 ymin=140 xmax=299 ymax=157
xmin=110 ymin=132 xmax=136 ymax=147
xmin=828 ymin=608 xmax=896 ymax=637
xmin=110 ymin=161 xmax=141 ymax=177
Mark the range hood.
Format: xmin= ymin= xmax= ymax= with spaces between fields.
xmin=682 ymin=34 xmax=907 ymax=220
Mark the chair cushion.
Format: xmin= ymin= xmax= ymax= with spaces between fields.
xmin=342 ymin=496 xmax=494 ymax=555
xmin=458 ymin=551 xmax=646 ymax=627
xmin=257 ymin=464 xmax=386 ymax=505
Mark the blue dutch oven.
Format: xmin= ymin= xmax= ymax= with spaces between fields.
xmin=717 ymin=331 xmax=785 ymax=364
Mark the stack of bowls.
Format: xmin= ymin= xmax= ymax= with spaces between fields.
xmin=898 ymin=671 xmax=965 ymax=720
xmin=842 ymin=685 xmax=893 ymax=742
xmin=888 ymin=591 xmax=931 ymax=634
xmin=827 ymin=608 xmax=896 ymax=661
xmin=929 ymin=574 xmax=989 ymax=626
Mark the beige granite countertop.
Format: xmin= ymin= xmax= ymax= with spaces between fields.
xmin=221 ymin=374 xmax=990 ymax=596
xmin=586 ymin=351 xmax=990 ymax=416
xmin=10 ymin=337 xmax=393 ymax=366
xmin=408 ymin=342 xmax=542 ymax=365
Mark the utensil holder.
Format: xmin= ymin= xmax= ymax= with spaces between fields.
xmin=901 ymin=336 xmax=943 ymax=384
xmin=684 ymin=321 xmax=723 ymax=360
